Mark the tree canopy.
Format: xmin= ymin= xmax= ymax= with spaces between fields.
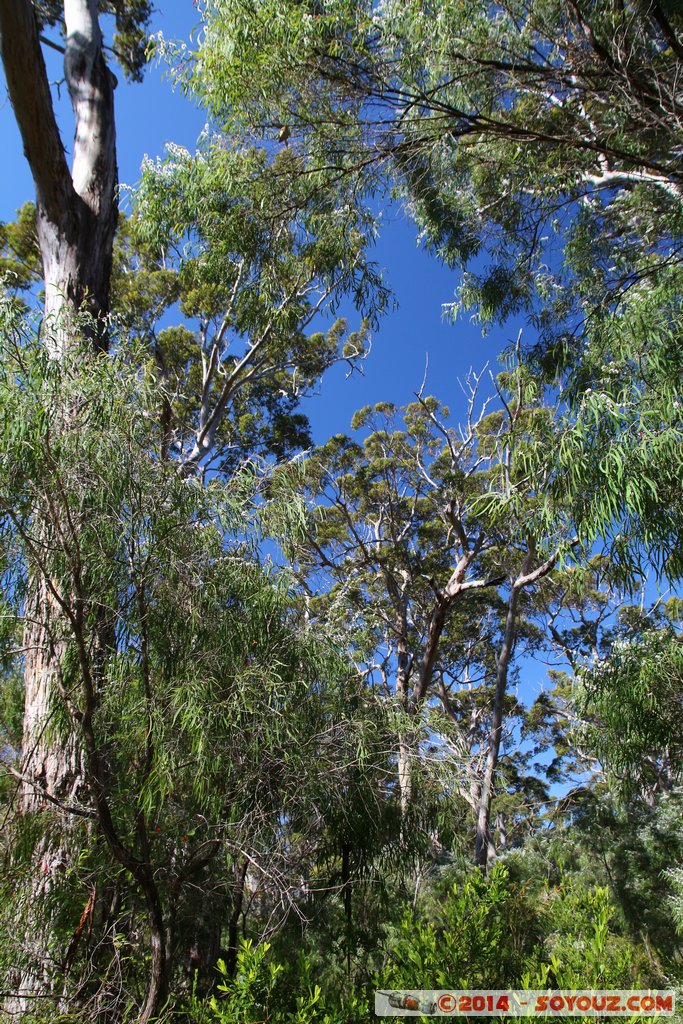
xmin=1 ymin=1 xmax=683 ymax=1021
xmin=185 ymin=0 xmax=683 ymax=576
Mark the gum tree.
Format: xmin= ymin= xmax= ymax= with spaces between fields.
xmin=192 ymin=0 xmax=683 ymax=333
xmin=184 ymin=0 xmax=683 ymax=578
xmin=0 ymin=4 xmax=151 ymax=1011
xmin=285 ymin=364 xmax=577 ymax=866
xmin=0 ymin=3 xmax=387 ymax=1015
xmin=0 ymin=1 xmax=151 ymax=355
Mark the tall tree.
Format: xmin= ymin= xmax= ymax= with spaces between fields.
xmin=185 ymin=0 xmax=683 ymax=578
xmin=0 ymin=5 xmax=151 ymax=1012
xmin=285 ymin=364 xmax=576 ymax=864
xmin=0 ymin=5 xmax=386 ymax=1015
xmin=0 ymin=1 xmax=151 ymax=355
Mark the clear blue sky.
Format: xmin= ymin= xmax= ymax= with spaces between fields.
xmin=0 ymin=5 xmax=513 ymax=443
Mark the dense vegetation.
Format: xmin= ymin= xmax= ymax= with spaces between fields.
xmin=0 ymin=1 xmax=682 ymax=1021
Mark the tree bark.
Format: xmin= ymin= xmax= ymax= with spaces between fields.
xmin=0 ymin=0 xmax=118 ymax=1011
xmin=474 ymin=545 xmax=560 ymax=870
xmin=394 ymin=600 xmax=414 ymax=814
xmin=391 ymin=537 xmax=501 ymax=816
xmin=138 ymin=875 xmax=171 ymax=1024
xmin=1 ymin=0 xmax=118 ymax=357
xmin=474 ymin=577 xmax=524 ymax=871
xmin=3 ymin=0 xmax=118 ymax=787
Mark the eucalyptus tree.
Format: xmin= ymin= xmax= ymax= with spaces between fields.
xmin=182 ymin=0 xmax=683 ymax=578
xmin=3 ymin=169 xmax=383 ymax=478
xmin=298 ymin=386 xmax=504 ymax=818
xmin=0 ymin=4 xmax=152 ymax=1012
xmin=0 ymin=3 xmax=388 ymax=1016
xmin=191 ymin=0 xmax=683 ymax=337
xmin=0 ymin=0 xmax=151 ymax=355
xmin=285 ymin=364 xmax=577 ymax=865
xmin=0 ymin=0 xmax=146 ymax=801
xmin=517 ymin=548 xmax=683 ymax=809
xmin=127 ymin=138 xmax=384 ymax=476
xmin=0 ymin=300 xmax=396 ymax=1019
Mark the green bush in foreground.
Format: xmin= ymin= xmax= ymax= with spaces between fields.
xmin=187 ymin=865 xmax=663 ymax=1024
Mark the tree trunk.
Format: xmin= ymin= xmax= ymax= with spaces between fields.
xmin=1 ymin=0 xmax=118 ymax=353
xmin=139 ymin=878 xmax=171 ymax=1024
xmin=0 ymin=0 xmax=118 ymax=1011
xmin=22 ymin=578 xmax=85 ymax=815
xmin=474 ymin=547 xmax=548 ymax=870
xmin=4 ymin=0 xmax=118 ymax=784
xmin=474 ymin=580 xmax=522 ymax=871
xmin=392 ymin=542 xmax=497 ymax=816
xmin=473 ymin=544 xmax=562 ymax=868
xmin=394 ymin=601 xmax=414 ymax=814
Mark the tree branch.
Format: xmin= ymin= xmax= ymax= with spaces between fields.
xmin=1 ymin=762 xmax=95 ymax=819
xmin=0 ymin=0 xmax=73 ymax=221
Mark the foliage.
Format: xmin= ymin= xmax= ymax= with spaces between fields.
xmin=188 ymin=0 xmax=683 ymax=336
xmin=186 ymin=864 xmax=659 ymax=1024
xmin=546 ymin=294 xmax=683 ymax=581
xmin=506 ymin=790 xmax=683 ymax=975
xmin=35 ymin=1 xmax=154 ymax=80
xmin=177 ymin=0 xmax=683 ymax=580
xmin=281 ymin=365 xmax=578 ymax=857
xmin=577 ymin=627 xmax=683 ymax=799
xmin=126 ymin=135 xmax=386 ymax=474
xmin=3 ymin=1 xmax=683 ymax=1018
xmin=186 ymin=938 xmax=369 ymax=1024
xmin=0 ymin=299 xmax=395 ymax=1017
xmin=381 ymin=864 xmax=544 ymax=990
xmin=0 ymin=202 xmax=41 ymax=299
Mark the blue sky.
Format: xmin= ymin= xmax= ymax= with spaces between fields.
xmin=0 ymin=4 xmax=635 ymax=795
xmin=2 ymin=5 xmax=678 ymax=816
xmin=0 ymin=4 xmax=512 ymax=444
xmin=0 ymin=4 xmax=580 ymax=697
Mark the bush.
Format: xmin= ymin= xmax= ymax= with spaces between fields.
xmin=187 ymin=863 xmax=661 ymax=1024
